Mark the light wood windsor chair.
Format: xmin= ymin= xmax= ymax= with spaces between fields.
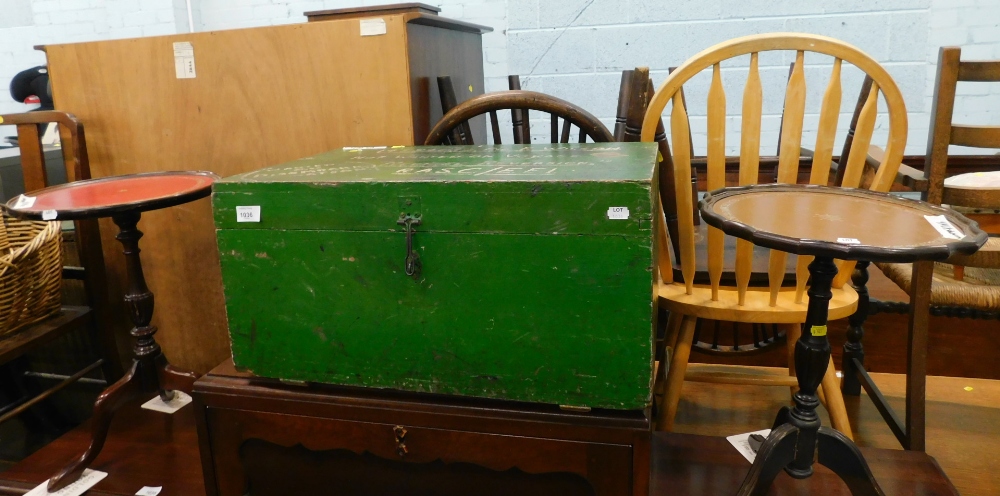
xmin=640 ymin=33 xmax=908 ymax=434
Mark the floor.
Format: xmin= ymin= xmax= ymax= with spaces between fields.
xmin=671 ymin=367 xmax=1000 ymax=496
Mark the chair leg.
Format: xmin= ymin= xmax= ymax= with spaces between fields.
xmin=822 ymin=356 xmax=854 ymax=440
xmin=656 ymin=315 xmax=697 ymax=432
xmin=842 ymin=261 xmax=871 ymax=396
xmin=654 ymin=312 xmax=681 ymax=401
xmin=782 ymin=323 xmax=802 ymax=398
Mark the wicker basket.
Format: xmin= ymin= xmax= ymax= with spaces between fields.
xmin=0 ymin=214 xmax=63 ymax=337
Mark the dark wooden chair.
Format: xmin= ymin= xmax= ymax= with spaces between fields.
xmin=507 ymin=75 xmax=533 ymax=144
xmin=424 ymin=90 xmax=613 ymax=145
xmin=874 ymin=46 xmax=999 ymax=318
xmin=841 ymin=47 xmax=1000 ymax=452
xmin=0 ymin=111 xmax=119 ymax=427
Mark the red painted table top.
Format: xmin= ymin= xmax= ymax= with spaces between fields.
xmin=4 ymin=171 xmax=218 ymax=220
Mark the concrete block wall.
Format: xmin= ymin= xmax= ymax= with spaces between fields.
xmin=509 ymin=0 xmax=1000 ymax=154
xmin=2 ymin=0 xmax=998 ymax=154
xmin=0 ymin=0 xmax=192 ymax=119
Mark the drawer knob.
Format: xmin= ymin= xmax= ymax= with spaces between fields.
xmin=393 ymin=425 xmax=408 ymax=457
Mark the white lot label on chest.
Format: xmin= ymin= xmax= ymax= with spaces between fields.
xmin=607 ymin=207 xmax=630 ymax=220
xmin=236 ymin=206 xmax=261 ymax=223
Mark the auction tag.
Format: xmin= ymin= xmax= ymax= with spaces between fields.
xmin=24 ymin=469 xmax=107 ymax=496
xmin=810 ymin=325 xmax=827 ymax=337
xmin=236 ymin=206 xmax=261 ymax=223
xmin=836 ymin=237 xmax=860 ymax=244
xmin=42 ymin=209 xmax=57 ymax=220
xmin=141 ymin=391 xmax=192 ymax=414
xmin=607 ymin=207 xmax=630 ymax=220
xmin=726 ymin=429 xmax=771 ymax=463
xmin=13 ymin=194 xmax=35 ymax=209
xmin=360 ymin=18 xmax=386 ymax=36
xmin=172 ymin=42 xmax=196 ymax=79
xmin=924 ymin=215 xmax=962 ymax=240
xmin=136 ymin=486 xmax=162 ymax=496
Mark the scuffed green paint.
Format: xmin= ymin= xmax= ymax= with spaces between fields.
xmin=213 ymin=143 xmax=659 ymax=409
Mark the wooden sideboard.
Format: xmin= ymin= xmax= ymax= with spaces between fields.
xmin=192 ymin=360 xmax=651 ymax=496
xmin=39 ymin=6 xmax=490 ymax=374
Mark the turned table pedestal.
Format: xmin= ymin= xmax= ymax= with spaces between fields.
xmin=699 ymin=184 xmax=986 ymax=495
xmin=4 ymin=171 xmax=218 ymax=490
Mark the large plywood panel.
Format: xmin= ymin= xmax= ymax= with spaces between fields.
xmin=44 ymin=16 xmax=418 ymax=373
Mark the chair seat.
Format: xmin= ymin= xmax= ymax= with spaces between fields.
xmin=875 ymin=260 xmax=1000 ymax=311
xmin=658 ymin=282 xmax=858 ymax=324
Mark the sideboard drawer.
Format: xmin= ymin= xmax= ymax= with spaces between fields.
xmin=205 ymin=407 xmax=633 ymax=496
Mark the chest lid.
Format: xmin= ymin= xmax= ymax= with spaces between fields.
xmin=214 ymin=143 xmax=658 ymax=235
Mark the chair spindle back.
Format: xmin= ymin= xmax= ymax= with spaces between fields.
xmin=641 ymin=33 xmax=909 ymax=308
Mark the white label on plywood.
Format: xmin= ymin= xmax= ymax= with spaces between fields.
xmin=360 ymin=18 xmax=387 ymax=36
xmin=173 ymin=42 xmax=196 ymax=79
xmin=924 ymin=215 xmax=963 ymax=240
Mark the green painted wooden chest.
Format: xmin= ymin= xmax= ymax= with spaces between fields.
xmin=213 ymin=143 xmax=659 ymax=409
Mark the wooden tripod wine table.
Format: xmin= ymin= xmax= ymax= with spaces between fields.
xmin=4 ymin=171 xmax=218 ymax=491
xmin=699 ymin=184 xmax=986 ymax=496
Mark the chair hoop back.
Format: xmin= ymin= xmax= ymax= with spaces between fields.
xmin=641 ymin=32 xmax=909 ymax=303
xmin=425 ymin=90 xmax=614 ymax=145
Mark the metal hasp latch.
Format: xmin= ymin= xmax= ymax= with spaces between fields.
xmin=397 ymin=213 xmax=422 ymax=279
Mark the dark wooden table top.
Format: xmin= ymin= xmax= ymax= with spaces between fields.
xmin=0 ymin=398 xmax=205 ymax=496
xmin=652 ymin=432 xmax=958 ymax=495
xmin=3 ymin=171 xmax=217 ymax=221
xmin=700 ymin=184 xmax=987 ymax=262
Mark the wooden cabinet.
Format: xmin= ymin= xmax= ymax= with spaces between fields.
xmin=40 ymin=5 xmax=490 ymax=374
xmin=193 ymin=361 xmax=650 ymax=496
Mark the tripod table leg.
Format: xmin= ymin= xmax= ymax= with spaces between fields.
xmin=47 ymin=361 xmax=141 ymax=491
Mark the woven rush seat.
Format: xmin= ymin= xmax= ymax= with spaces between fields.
xmin=876 ymin=253 xmax=1000 ymax=311
xmin=945 ymin=232 xmax=1000 ymax=268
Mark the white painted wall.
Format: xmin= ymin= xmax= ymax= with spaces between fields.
xmin=2 ymin=0 xmax=998 ymax=154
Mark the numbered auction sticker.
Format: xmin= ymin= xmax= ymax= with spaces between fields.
xmin=607 ymin=207 xmax=630 ymax=220
xmin=13 ymin=194 xmax=35 ymax=209
xmin=923 ymin=215 xmax=962 ymax=240
xmin=236 ymin=206 xmax=261 ymax=223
